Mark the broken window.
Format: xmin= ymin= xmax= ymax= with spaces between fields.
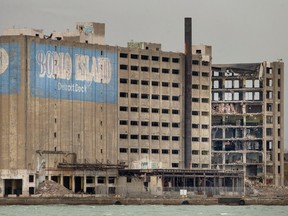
xmin=213 ymin=80 xmax=219 ymax=89
xmin=213 ymin=71 xmax=219 ymax=77
xmin=266 ymin=91 xmax=273 ymax=99
xmin=266 ymin=78 xmax=273 ymax=87
xmin=233 ymin=80 xmax=239 ymax=88
xmin=97 ymin=177 xmax=106 ymax=184
xmin=213 ymin=92 xmax=219 ymax=101
xmin=245 ymin=92 xmax=253 ymax=100
xmin=224 ymin=92 xmax=232 ymax=101
xmin=225 ymin=80 xmax=232 ymax=88
xmin=246 ymin=80 xmax=253 ymax=88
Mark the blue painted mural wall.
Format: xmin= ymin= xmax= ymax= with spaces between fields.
xmin=30 ymin=42 xmax=118 ymax=104
xmin=0 ymin=43 xmax=21 ymax=94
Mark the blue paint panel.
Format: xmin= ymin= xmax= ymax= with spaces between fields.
xmin=30 ymin=42 xmax=118 ymax=103
xmin=0 ymin=43 xmax=21 ymax=94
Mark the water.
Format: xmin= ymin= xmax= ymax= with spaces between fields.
xmin=0 ymin=205 xmax=287 ymax=216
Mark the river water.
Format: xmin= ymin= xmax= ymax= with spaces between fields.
xmin=0 ymin=205 xmax=287 ymax=216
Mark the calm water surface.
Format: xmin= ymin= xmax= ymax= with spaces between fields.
xmin=0 ymin=205 xmax=287 ymax=216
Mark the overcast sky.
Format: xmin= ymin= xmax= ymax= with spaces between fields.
xmin=1 ymin=0 xmax=287 ymax=149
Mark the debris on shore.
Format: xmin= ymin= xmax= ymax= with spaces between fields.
xmin=35 ymin=180 xmax=73 ymax=197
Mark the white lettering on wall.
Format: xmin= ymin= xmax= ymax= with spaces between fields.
xmin=0 ymin=48 xmax=9 ymax=75
xmin=75 ymin=54 xmax=112 ymax=83
xmin=36 ymin=51 xmax=72 ymax=80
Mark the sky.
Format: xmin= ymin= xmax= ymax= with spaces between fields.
xmin=0 ymin=0 xmax=287 ymax=149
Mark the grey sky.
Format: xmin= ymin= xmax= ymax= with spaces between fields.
xmin=1 ymin=0 xmax=287 ymax=149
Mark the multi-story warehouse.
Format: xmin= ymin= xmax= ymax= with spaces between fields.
xmin=211 ymin=62 xmax=284 ymax=186
xmin=0 ymin=19 xmax=282 ymax=196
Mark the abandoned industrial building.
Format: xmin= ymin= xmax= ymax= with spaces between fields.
xmin=0 ymin=18 xmax=284 ymax=197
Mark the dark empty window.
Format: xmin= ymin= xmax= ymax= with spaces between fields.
xmin=201 ymin=98 xmax=209 ymax=103
xmin=120 ymin=53 xmax=128 ymax=58
xmin=141 ymin=148 xmax=149 ymax=153
xmin=162 ymin=68 xmax=169 ymax=74
xmin=192 ymin=84 xmax=199 ymax=89
xmin=141 ymin=121 xmax=149 ymax=126
xmin=131 ymin=65 xmax=138 ymax=71
xmin=172 ymin=149 xmax=179 ymax=154
xmin=141 ymin=80 xmax=149 ymax=85
xmin=152 ymin=108 xmax=159 ymax=113
xmin=162 ymin=149 xmax=169 ymax=154
xmin=192 ymin=71 xmax=199 ymax=76
xmin=152 ymin=94 xmax=159 ymax=100
xmin=152 ymin=67 xmax=159 ymax=73
xmin=172 ymin=163 xmax=179 ymax=168
xmin=120 ymin=92 xmax=128 ymax=98
xmin=120 ymin=148 xmax=128 ymax=153
xmin=192 ymin=98 xmax=199 ymax=102
xmin=162 ymin=95 xmax=169 ymax=100
xmin=192 ymin=111 xmax=199 ymax=115
xmin=119 ymin=106 xmax=128 ymax=111
xmin=120 ymin=64 xmax=128 ymax=70
xmin=141 ymin=55 xmax=149 ymax=60
xmin=120 ymin=78 xmax=128 ymax=83
xmin=202 ymin=61 xmax=209 ymax=66
xmin=130 ymin=107 xmax=138 ymax=112
xmin=162 ymin=109 xmax=169 ymax=114
xmin=141 ymin=135 xmax=149 ymax=140
xmin=162 ymin=57 xmax=169 ymax=62
xmin=141 ymin=107 xmax=149 ymax=112
xmin=162 ymin=82 xmax=169 ymax=87
xmin=130 ymin=93 xmax=138 ymax=98
xmin=162 ymin=136 xmax=169 ymax=140
xmin=120 ymin=134 xmax=128 ymax=139
xmin=131 ymin=54 xmax=138 ymax=59
xmin=130 ymin=134 xmax=138 ymax=139
xmin=172 ymin=96 xmax=179 ymax=101
xmin=152 ymin=149 xmax=159 ymax=154
xmin=141 ymin=66 xmax=149 ymax=72
xmin=152 ymin=81 xmax=159 ymax=86
xmin=192 ymin=124 xmax=199 ymax=128
xmin=172 ymin=136 xmax=179 ymax=141
xmin=152 ymin=122 xmax=159 ymax=127
xmin=192 ymin=60 xmax=199 ymax=65
xmin=130 ymin=148 xmax=138 ymax=153
xmin=172 ymin=109 xmax=179 ymax=114
xmin=141 ymin=94 xmax=149 ymax=99
xmin=162 ymin=122 xmax=169 ymax=127
xmin=152 ymin=56 xmax=159 ymax=61
xmin=172 ymin=58 xmax=180 ymax=63
xmin=152 ymin=135 xmax=159 ymax=140
xmin=119 ymin=120 xmax=128 ymax=125
xmin=202 ymin=137 xmax=209 ymax=142
xmin=202 ymin=72 xmax=209 ymax=77
xmin=172 ymin=123 xmax=179 ymax=128
xmin=192 ymin=137 xmax=199 ymax=142
xmin=130 ymin=79 xmax=138 ymax=85
xmin=172 ymin=83 xmax=179 ymax=88
xmin=130 ymin=121 xmax=138 ymax=126
xmin=172 ymin=69 xmax=179 ymax=74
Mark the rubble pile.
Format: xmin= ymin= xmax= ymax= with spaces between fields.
xmin=35 ymin=180 xmax=73 ymax=197
xmin=245 ymin=179 xmax=288 ymax=197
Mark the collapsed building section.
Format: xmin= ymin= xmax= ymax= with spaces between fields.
xmin=211 ymin=63 xmax=284 ymax=186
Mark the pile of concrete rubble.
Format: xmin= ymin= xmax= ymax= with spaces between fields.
xmin=35 ymin=180 xmax=73 ymax=197
xmin=245 ymin=179 xmax=288 ymax=197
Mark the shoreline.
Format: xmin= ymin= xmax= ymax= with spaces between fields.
xmin=0 ymin=196 xmax=288 ymax=206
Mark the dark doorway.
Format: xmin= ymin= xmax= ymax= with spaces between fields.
xmin=63 ymin=176 xmax=71 ymax=190
xmin=74 ymin=176 xmax=83 ymax=193
xmin=4 ymin=179 xmax=22 ymax=196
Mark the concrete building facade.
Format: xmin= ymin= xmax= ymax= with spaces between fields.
xmin=0 ymin=20 xmax=283 ymax=196
xmin=211 ymin=62 xmax=284 ymax=186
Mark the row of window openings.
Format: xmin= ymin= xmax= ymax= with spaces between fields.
xmin=213 ymin=91 xmax=280 ymax=101
xmin=119 ymin=53 xmax=180 ymax=63
xmin=119 ymin=148 xmax=209 ymax=155
xmin=192 ymin=98 xmax=209 ymax=103
xmin=119 ymin=148 xmax=179 ymax=154
xmin=119 ymin=134 xmax=180 ymax=141
xmin=119 ymin=106 xmax=180 ymax=114
xmin=120 ymin=120 xmax=180 ymax=128
xmin=120 ymin=65 xmax=180 ymax=74
xmin=119 ymin=92 xmax=180 ymax=101
xmin=192 ymin=111 xmax=209 ymax=116
xmin=212 ymin=68 xmax=281 ymax=77
xmin=120 ymin=79 xmax=180 ymax=88
xmin=192 ymin=84 xmax=210 ymax=90
xmin=192 ymin=71 xmax=210 ymax=77
xmin=213 ymin=79 xmax=280 ymax=89
xmin=120 ymin=134 xmax=209 ymax=142
xmin=119 ymin=121 xmax=209 ymax=129
xmin=192 ymin=60 xmax=210 ymax=66
xmin=266 ymin=104 xmax=281 ymax=112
